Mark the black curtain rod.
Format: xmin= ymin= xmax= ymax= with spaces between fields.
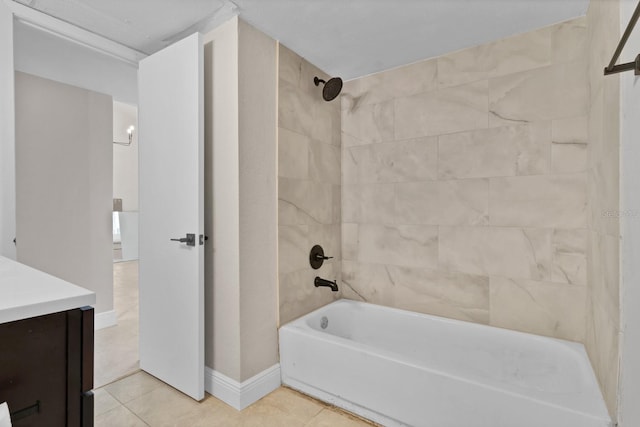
xmin=604 ymin=0 xmax=640 ymax=75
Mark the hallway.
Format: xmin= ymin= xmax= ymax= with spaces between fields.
xmin=95 ymin=260 xmax=139 ymax=388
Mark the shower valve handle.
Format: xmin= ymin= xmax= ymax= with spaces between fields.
xmin=315 ymin=254 xmax=333 ymax=261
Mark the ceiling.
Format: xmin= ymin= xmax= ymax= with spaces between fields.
xmin=12 ymin=0 xmax=590 ymax=80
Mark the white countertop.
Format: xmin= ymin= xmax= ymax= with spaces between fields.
xmin=0 ymin=256 xmax=96 ymax=324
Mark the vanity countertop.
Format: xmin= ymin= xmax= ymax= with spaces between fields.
xmin=0 ymin=256 xmax=95 ymax=324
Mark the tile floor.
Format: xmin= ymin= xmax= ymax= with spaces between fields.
xmin=95 ymin=371 xmax=376 ymax=426
xmin=95 ymin=260 xmax=140 ymax=387
xmin=94 ymin=260 xmax=375 ymax=426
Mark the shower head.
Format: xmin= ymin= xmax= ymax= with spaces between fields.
xmin=314 ymin=76 xmax=343 ymax=102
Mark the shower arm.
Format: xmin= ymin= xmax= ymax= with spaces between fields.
xmin=604 ymin=0 xmax=640 ymax=75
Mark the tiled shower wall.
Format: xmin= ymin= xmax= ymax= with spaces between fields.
xmin=340 ymin=18 xmax=590 ymax=342
xmin=585 ymin=0 xmax=620 ymax=416
xmin=278 ymin=45 xmax=342 ymax=324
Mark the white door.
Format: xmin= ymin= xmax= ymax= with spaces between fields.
xmin=138 ymin=32 xmax=204 ymax=401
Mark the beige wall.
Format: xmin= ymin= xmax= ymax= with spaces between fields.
xmin=586 ymin=0 xmax=621 ymax=417
xmin=204 ymin=17 xmax=241 ymax=380
xmin=238 ymin=19 xmax=279 ymax=381
xmin=278 ymin=45 xmax=342 ymax=324
xmin=340 ymin=18 xmax=590 ymax=341
xmin=15 ymin=71 xmax=113 ymax=314
xmin=0 ymin=1 xmax=15 ymax=260
xmin=204 ymin=18 xmax=279 ymax=382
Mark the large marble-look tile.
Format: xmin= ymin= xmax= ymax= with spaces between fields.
xmin=309 ymin=223 xmax=341 ymax=261
xmin=488 ymin=26 xmax=552 ymax=78
xmin=279 ymin=178 xmax=312 ymax=226
xmin=588 ymin=150 xmax=619 ymax=236
xmin=311 ymin=102 xmax=340 ymax=146
xmin=551 ymin=116 xmax=588 ymax=173
xmin=395 ymin=179 xmax=489 ymax=226
xmin=437 ymin=28 xmax=551 ymax=88
xmin=342 ymin=261 xmax=490 ymax=324
xmin=385 ymin=265 xmax=490 ymax=324
xmin=309 ymin=141 xmax=340 ymax=185
xmin=342 ymin=58 xmax=437 ymax=108
xmin=307 ymin=182 xmax=336 ymax=225
xmin=341 ymin=223 xmax=359 ymax=261
xmin=436 ymin=44 xmax=493 ymax=88
xmin=279 ymin=128 xmax=309 ymax=180
xmin=279 ymin=80 xmax=316 ymax=137
xmin=438 ymin=123 xmax=550 ymax=179
xmin=343 ymin=137 xmax=437 ymax=184
xmin=279 ymin=264 xmax=340 ymax=325
xmin=588 ymin=85 xmax=605 ymax=168
xmin=279 ymin=179 xmax=334 ymax=226
xmin=395 ymin=81 xmax=488 ymax=139
xmin=552 ymin=229 xmax=587 ymax=286
xmin=584 ymin=295 xmax=620 ymax=416
xmin=439 ymin=226 xmax=552 ymax=281
xmin=356 ymin=224 xmax=438 ymax=269
xmin=278 ymin=225 xmax=309 ymax=275
xmin=489 ymin=174 xmax=587 ymax=228
xmin=489 ymin=60 xmax=588 ymax=126
xmin=341 ymin=100 xmax=394 ymax=144
xmin=589 ymin=232 xmax=619 ymax=318
xmin=341 ymin=261 xmax=395 ymax=302
xmin=341 ymin=132 xmax=368 ymax=149
xmin=489 ymin=276 xmax=586 ymax=342
xmin=342 ymin=183 xmax=395 ymax=224
xmin=279 ymin=45 xmax=303 ymax=88
xmin=552 ymin=17 xmax=588 ymax=64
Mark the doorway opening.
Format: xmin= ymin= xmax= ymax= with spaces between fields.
xmin=95 ymin=101 xmax=140 ymax=388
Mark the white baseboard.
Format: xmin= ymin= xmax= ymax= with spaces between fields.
xmin=205 ymin=364 xmax=281 ymax=410
xmin=94 ymin=309 xmax=117 ymax=330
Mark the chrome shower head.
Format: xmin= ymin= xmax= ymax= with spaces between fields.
xmin=314 ymin=76 xmax=343 ymax=102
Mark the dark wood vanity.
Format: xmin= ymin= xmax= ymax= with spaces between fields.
xmin=0 ymin=257 xmax=96 ymax=427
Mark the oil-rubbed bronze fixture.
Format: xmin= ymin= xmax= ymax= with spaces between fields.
xmin=309 ymin=244 xmax=332 ymax=269
xmin=604 ymin=0 xmax=640 ymax=75
xmin=314 ymin=76 xmax=343 ymax=101
xmin=314 ymin=276 xmax=338 ymax=292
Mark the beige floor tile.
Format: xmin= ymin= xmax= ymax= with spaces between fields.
xmin=124 ymin=386 xmax=228 ymax=427
xmin=238 ymin=388 xmax=325 ymax=427
xmin=95 ymin=404 xmax=149 ymax=427
xmin=305 ymin=408 xmax=376 ymax=427
xmin=104 ymin=371 xmax=166 ymax=404
xmin=94 ymin=388 xmax=121 ymax=416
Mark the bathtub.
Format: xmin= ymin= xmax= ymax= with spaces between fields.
xmin=279 ymin=299 xmax=612 ymax=427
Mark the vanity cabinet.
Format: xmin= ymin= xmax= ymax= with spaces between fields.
xmin=0 ymin=306 xmax=94 ymax=427
xmin=0 ymin=256 xmax=96 ymax=426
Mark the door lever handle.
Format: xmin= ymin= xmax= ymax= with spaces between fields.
xmin=170 ymin=233 xmax=196 ymax=246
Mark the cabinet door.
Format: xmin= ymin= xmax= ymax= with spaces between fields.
xmin=0 ymin=312 xmax=68 ymax=426
xmin=0 ymin=308 xmax=93 ymax=427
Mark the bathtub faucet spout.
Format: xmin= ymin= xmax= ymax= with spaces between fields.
xmin=314 ymin=276 xmax=339 ymax=292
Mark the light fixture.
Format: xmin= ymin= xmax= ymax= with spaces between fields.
xmin=114 ymin=125 xmax=135 ymax=146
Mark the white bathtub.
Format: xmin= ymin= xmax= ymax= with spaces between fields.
xmin=279 ymin=299 xmax=612 ymax=427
